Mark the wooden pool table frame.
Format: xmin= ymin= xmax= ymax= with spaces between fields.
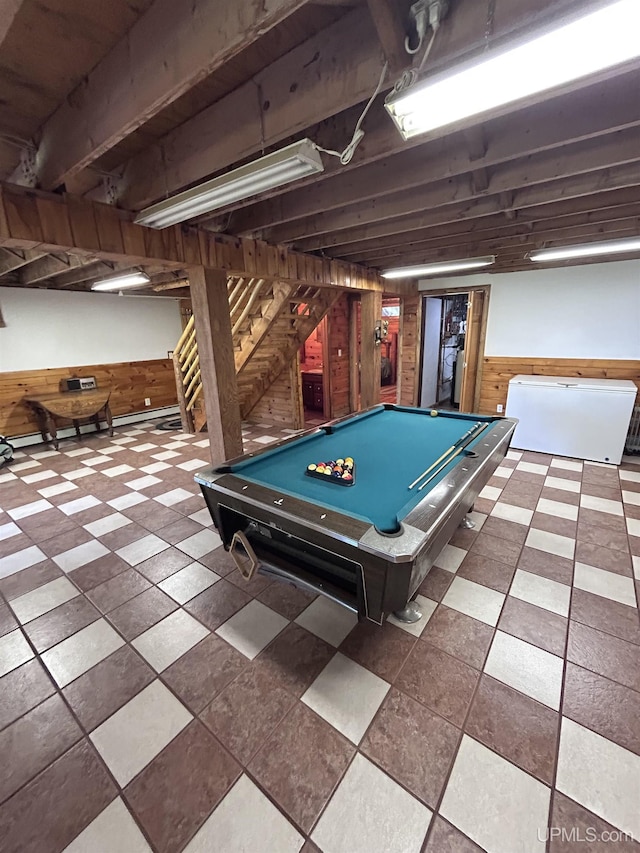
xmin=196 ymin=406 xmax=517 ymax=625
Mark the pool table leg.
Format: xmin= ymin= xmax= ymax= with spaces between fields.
xmin=392 ymin=599 xmax=423 ymax=624
xmin=460 ymin=514 xmax=476 ymax=529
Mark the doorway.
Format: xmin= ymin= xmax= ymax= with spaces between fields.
xmin=380 ymin=297 xmax=400 ymax=403
xmin=419 ymin=287 xmax=489 ymax=413
xmin=300 ymin=317 xmax=328 ymax=427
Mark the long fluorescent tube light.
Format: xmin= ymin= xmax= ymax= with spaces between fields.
xmin=135 ymin=139 xmax=324 ymax=229
xmin=382 ymin=256 xmax=495 ymax=279
xmin=386 ymin=0 xmax=640 ymax=140
xmin=530 ymin=236 xmax=640 ymax=263
xmin=91 ymin=272 xmax=151 ymax=291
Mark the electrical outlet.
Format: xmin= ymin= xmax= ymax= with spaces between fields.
xmin=496 ymin=404 xmax=504 ymax=413
xmin=144 ymin=398 xmax=151 ymax=407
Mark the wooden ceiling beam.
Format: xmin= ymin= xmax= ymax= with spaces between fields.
xmin=0 ymin=0 xmax=24 ymax=46
xmin=262 ymin=128 xmax=640 ymax=243
xmin=19 ymin=253 xmax=88 ymax=285
xmin=346 ymin=204 xmax=640 ymax=262
xmin=228 ymin=73 xmax=640 ymax=235
xmin=35 ymin=0 xmax=310 ymax=191
xmin=355 ymin=220 xmax=640 ymax=268
xmin=115 ymin=0 xmax=601 ymax=210
xmin=0 ymin=247 xmax=44 ymax=274
xmin=365 ymin=0 xmax=410 ymax=72
xmin=293 ymin=164 xmax=640 ymax=251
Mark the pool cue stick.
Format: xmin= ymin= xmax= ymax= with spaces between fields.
xmin=417 ymin=423 xmax=490 ymax=492
xmin=407 ymin=422 xmax=482 ymax=490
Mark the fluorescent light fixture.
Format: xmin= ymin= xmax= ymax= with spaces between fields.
xmin=135 ymin=139 xmax=324 ymax=229
xmin=530 ymin=236 xmax=640 ymax=263
xmin=382 ymin=256 xmax=495 ymax=279
xmin=386 ymin=0 xmax=640 ymax=139
xmin=91 ymin=271 xmax=151 ymax=291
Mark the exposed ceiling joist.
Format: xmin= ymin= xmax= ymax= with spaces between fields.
xmin=19 ymin=253 xmax=88 ymax=285
xmin=365 ymin=0 xmax=410 ymax=72
xmin=262 ymin=130 xmax=640 ymax=244
xmin=0 ymin=247 xmax=44 ymax=274
xmin=223 ymin=71 xmax=640 ymax=234
xmin=0 ymin=0 xmax=23 ymax=46
xmin=115 ymin=0 xmax=596 ymax=210
xmin=35 ymin=0 xmax=310 ymax=191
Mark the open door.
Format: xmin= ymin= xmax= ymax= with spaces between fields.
xmin=459 ymin=288 xmax=488 ymax=413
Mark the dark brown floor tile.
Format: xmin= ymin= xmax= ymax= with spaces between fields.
xmin=631 ymin=535 xmax=640 ymax=558
xmin=582 ymin=466 xmax=619 ymax=487
xmin=250 ymin=703 xmax=353 ymax=832
xmin=396 ymin=641 xmax=479 ymax=726
xmin=421 ymin=605 xmax=494 ymax=669
xmin=470 ymin=532 xmax=522 ymax=567
xmin=570 ymin=588 xmax=640 ymax=646
xmin=184 ymin=578 xmax=251 ymax=631
xmin=563 ymin=662 xmax=640 ymax=756
xmin=0 ymin=604 xmax=18 ymax=638
xmin=457 ymin=552 xmax=516 ymax=593
xmin=163 ymin=634 xmax=247 ymax=713
xmin=198 ymin=547 xmax=236 ymax=576
xmin=0 ymin=739 xmax=116 ymax=853
xmin=39 ymin=526 xmax=92 ymax=557
xmin=136 ymin=505 xmax=184 ymax=533
xmin=107 ymin=586 xmax=177 ymax=640
xmin=575 ymin=541 xmax=633 ymax=576
xmin=226 ymin=568 xmax=273 ymax=595
xmin=62 ymin=645 xmax=155 ymax=731
xmin=424 ymin=816 xmax=484 ymax=853
xmin=517 ymin=545 xmax=574 ymax=585
xmin=0 ymin=533 xmax=35 ymax=559
xmin=496 ymin=488 xmax=539 ymax=510
xmin=69 ymin=502 xmax=112 ymax=526
xmin=136 ymin=546 xmax=193 ymax=583
xmin=0 ymin=694 xmax=83 ymax=803
xmin=339 ymin=621 xmax=415 ymax=682
xmin=0 ymin=659 xmax=55 ymax=731
xmin=466 ymin=675 xmax=558 ymax=784
xmin=567 ymin=621 xmax=640 ymax=692
xmin=480 ymin=516 xmax=528 ymax=545
xmin=549 ymin=791 xmax=640 ymax=853
xmin=300 ymin=842 xmax=322 ymax=853
xmin=530 ymin=512 xmax=577 ymax=538
xmin=172 ymin=495 xmax=207 ymax=517
xmin=69 ymin=552 xmax=131 ymax=591
xmin=499 ymin=595 xmax=567 ymax=656
xmin=16 ymin=508 xmax=79 ymax=543
xmin=418 ymin=566 xmax=454 ymax=601
xmin=540 ymin=486 xmax=581 ymax=506
xmin=201 ymin=665 xmax=296 ymax=764
xmin=581 ymin=481 xmax=623 ymax=502
xmin=471 ymin=497 xmax=495 ymax=515
xmin=98 ymin=522 xmax=149 ymax=550
xmin=125 ymin=720 xmax=239 ymax=853
xmin=521 ymin=451 xmax=553 ymax=465
xmin=577 ymin=521 xmax=629 ymax=553
xmin=0 ymin=560 xmax=63 ymax=601
xmin=578 ymin=507 xmax=627 ymax=533
xmin=256 ymin=581 xmax=316 ymax=620
xmin=256 ymin=623 xmax=335 ymax=697
xmin=22 ymin=596 xmax=100 ymax=653
xmin=85 ymin=568 xmax=151 ymax=613
xmin=361 ymin=688 xmax=459 ymax=808
xmin=160 ymin=517 xmax=203 ymax=545
xmin=449 ymin=524 xmax=479 ymax=550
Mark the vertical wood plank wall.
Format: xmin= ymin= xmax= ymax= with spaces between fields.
xmin=398 ymin=293 xmax=422 ymax=407
xmin=326 ymin=294 xmax=351 ymax=419
xmin=248 ymin=359 xmax=304 ymax=428
xmin=479 ymin=357 xmax=640 ymax=415
xmin=0 ymin=360 xmax=177 ymax=437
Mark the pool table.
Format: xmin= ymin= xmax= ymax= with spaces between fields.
xmin=196 ymin=405 xmax=517 ymax=625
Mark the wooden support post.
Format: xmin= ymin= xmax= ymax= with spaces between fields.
xmin=349 ymin=296 xmax=360 ymax=412
xmin=360 ymin=291 xmax=382 ymax=410
xmin=190 ymin=266 xmax=242 ymax=463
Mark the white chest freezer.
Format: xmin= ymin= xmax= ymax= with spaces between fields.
xmin=505 ymin=375 xmax=637 ymax=464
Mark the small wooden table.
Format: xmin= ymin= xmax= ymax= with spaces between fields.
xmin=24 ymin=389 xmax=113 ymax=450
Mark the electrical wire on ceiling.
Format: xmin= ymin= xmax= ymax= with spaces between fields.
xmin=393 ymin=0 xmax=446 ymax=96
xmin=313 ymin=60 xmax=389 ymax=165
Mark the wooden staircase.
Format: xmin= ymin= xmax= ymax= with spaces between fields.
xmin=173 ymin=276 xmax=342 ymax=432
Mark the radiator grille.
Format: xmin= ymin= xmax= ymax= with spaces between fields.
xmin=626 ymin=406 xmax=640 ymax=455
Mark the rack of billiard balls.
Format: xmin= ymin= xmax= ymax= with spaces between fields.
xmin=305 ymin=456 xmax=355 ymax=486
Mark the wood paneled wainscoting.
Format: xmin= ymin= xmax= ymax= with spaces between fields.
xmin=0 ymin=359 xmax=177 ymax=438
xmin=479 ymin=357 xmax=640 ymax=415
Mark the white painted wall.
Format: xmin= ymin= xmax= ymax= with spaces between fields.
xmin=0 ymin=287 xmax=183 ymax=371
xmin=418 ymin=259 xmax=640 ymax=359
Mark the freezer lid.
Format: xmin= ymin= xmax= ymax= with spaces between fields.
xmin=508 ymin=375 xmax=638 ymax=393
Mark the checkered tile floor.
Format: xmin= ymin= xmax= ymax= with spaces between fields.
xmin=1 ymin=420 xmax=640 ymax=853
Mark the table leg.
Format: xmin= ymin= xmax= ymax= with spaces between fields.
xmin=93 ymin=412 xmax=101 ymax=433
xmin=73 ymin=419 xmax=81 ymax=438
xmin=104 ymin=402 xmax=114 ymax=437
xmin=460 ymin=515 xmax=476 ymax=529
xmin=33 ymin=407 xmax=48 ymax=443
xmin=45 ymin=413 xmax=59 ymax=450
xmin=392 ymin=599 xmax=423 ymax=624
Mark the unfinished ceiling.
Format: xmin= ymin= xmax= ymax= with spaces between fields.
xmin=1 ymin=0 xmax=639 ymax=282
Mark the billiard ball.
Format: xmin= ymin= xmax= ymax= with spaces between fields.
xmin=307 ymin=464 xmax=316 ymax=472
xmin=430 ymin=409 xmax=438 ymax=417
xmin=336 ymin=458 xmax=344 ymax=465
xmin=342 ymin=472 xmax=352 ymax=481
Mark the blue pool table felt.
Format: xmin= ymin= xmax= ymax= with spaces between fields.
xmin=231 ymin=407 xmax=496 ymax=533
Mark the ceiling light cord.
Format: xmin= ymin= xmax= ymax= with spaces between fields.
xmin=394 ymin=3 xmax=443 ymax=96
xmin=314 ymin=61 xmax=388 ymax=165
